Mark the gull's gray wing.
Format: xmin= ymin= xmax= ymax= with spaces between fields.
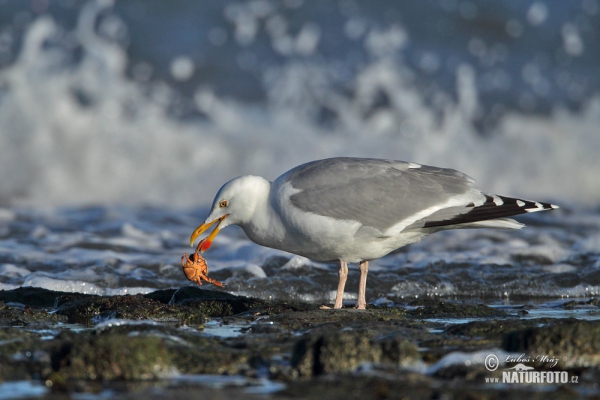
xmin=279 ymin=157 xmax=476 ymax=233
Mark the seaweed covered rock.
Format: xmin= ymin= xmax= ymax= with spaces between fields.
xmin=292 ymin=329 xmax=419 ymax=376
xmin=52 ymin=331 xmax=174 ymax=380
xmin=503 ymin=318 xmax=600 ymax=367
xmin=55 ymin=293 xmax=205 ymax=325
xmin=0 ymin=301 xmax=67 ymax=325
xmin=146 ymin=286 xmax=270 ymax=317
xmin=0 ymin=287 xmax=86 ymax=308
xmin=50 ymin=321 xmax=253 ymax=380
xmin=407 ymin=298 xmax=507 ymax=318
xmin=0 ymin=327 xmax=50 ymax=380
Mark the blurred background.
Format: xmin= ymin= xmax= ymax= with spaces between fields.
xmin=0 ymin=0 xmax=598 ymax=207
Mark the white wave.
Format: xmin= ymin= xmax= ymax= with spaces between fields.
xmin=21 ymin=274 xmax=154 ymax=295
xmin=0 ymin=1 xmax=598 ymax=209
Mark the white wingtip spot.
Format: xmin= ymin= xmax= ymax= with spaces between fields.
xmin=408 ymin=163 xmax=421 ymax=169
xmin=516 ymin=200 xmax=525 ymax=207
xmin=551 ymin=204 xmax=559 ymax=209
xmin=493 ymin=196 xmax=504 ymax=206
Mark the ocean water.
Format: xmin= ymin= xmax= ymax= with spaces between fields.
xmin=0 ymin=203 xmax=598 ymax=302
xmin=0 ymin=0 xmax=599 ymax=300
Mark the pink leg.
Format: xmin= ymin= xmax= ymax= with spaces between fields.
xmin=355 ymin=261 xmax=369 ymax=309
xmin=333 ymin=260 xmax=348 ymax=309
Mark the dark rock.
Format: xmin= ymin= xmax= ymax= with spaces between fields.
xmin=503 ymin=318 xmax=600 ymax=367
xmin=145 ymin=286 xmax=273 ymax=317
xmin=0 ymin=287 xmax=88 ymax=308
xmin=49 ymin=322 xmax=252 ymax=379
xmin=0 ymin=327 xmax=50 ymax=380
xmin=280 ymin=371 xmax=578 ymax=400
xmin=447 ymin=318 xmax=555 ymax=338
xmin=268 ymin=308 xmax=405 ymax=331
xmin=55 ymin=294 xmax=205 ymax=325
xmin=292 ymin=328 xmax=419 ymax=376
xmin=145 ymin=286 xmax=242 ymax=304
xmin=1 ymin=286 xmax=598 ymax=397
xmin=0 ymin=301 xmax=67 ymax=325
xmin=52 ymin=331 xmax=174 ymax=380
xmin=433 ymin=364 xmax=491 ymax=381
xmin=560 ymin=298 xmax=600 ymax=309
xmin=407 ymin=298 xmax=507 ymax=318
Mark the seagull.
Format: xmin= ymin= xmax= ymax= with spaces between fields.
xmin=190 ymin=157 xmax=558 ymax=309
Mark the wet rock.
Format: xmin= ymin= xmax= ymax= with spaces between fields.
xmin=281 ymin=373 xmax=435 ymax=399
xmin=292 ymin=328 xmax=419 ymax=376
xmin=268 ymin=308 xmax=405 ymax=331
xmin=55 ymin=294 xmax=205 ymax=325
xmin=279 ymin=372 xmax=585 ymax=400
xmin=560 ymin=298 xmax=600 ymax=309
xmin=432 ymin=363 xmax=492 ymax=381
xmin=407 ymin=298 xmax=507 ymax=318
xmin=0 ymin=328 xmax=50 ymax=380
xmin=0 ymin=327 xmax=43 ymax=354
xmin=0 ymin=301 xmax=67 ymax=325
xmin=0 ymin=287 xmax=82 ymax=308
xmin=1 ymin=286 xmax=598 ymax=397
xmin=146 ymin=286 xmax=313 ymax=317
xmin=145 ymin=286 xmax=242 ymax=304
xmin=503 ymin=319 xmax=600 ymax=367
xmin=49 ymin=322 xmax=253 ymax=380
xmin=446 ymin=318 xmax=555 ymax=338
xmin=52 ymin=331 xmax=174 ymax=380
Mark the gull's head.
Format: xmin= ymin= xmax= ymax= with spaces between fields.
xmin=190 ymin=175 xmax=270 ymax=252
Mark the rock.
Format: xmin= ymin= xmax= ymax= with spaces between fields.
xmin=407 ymin=298 xmax=507 ymax=318
xmin=55 ymin=294 xmax=205 ymax=325
xmin=145 ymin=286 xmax=270 ymax=317
xmin=292 ymin=329 xmax=419 ymax=376
xmin=0 ymin=287 xmax=82 ymax=308
xmin=49 ymin=321 xmax=252 ymax=380
xmin=446 ymin=318 xmax=556 ymax=338
xmin=52 ymin=332 xmax=174 ymax=380
xmin=503 ymin=318 xmax=600 ymax=367
xmin=0 ymin=327 xmax=50 ymax=380
xmin=0 ymin=301 xmax=67 ymax=325
xmin=559 ymin=298 xmax=600 ymax=309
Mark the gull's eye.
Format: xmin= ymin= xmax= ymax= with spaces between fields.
xmin=219 ymin=200 xmax=229 ymax=208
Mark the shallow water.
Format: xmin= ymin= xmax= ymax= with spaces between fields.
xmin=0 ymin=204 xmax=598 ymax=305
xmin=0 ymin=381 xmax=48 ymax=400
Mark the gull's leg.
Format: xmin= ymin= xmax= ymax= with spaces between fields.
xmin=355 ymin=260 xmax=369 ymax=309
xmin=319 ymin=260 xmax=348 ymax=309
xmin=333 ymin=260 xmax=348 ymax=309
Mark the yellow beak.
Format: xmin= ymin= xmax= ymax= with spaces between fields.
xmin=189 ymin=215 xmax=228 ymax=252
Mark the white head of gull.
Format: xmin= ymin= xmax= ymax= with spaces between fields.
xmin=190 ymin=157 xmax=558 ymax=309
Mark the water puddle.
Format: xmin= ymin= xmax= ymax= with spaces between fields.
xmin=0 ymin=381 xmax=48 ymax=400
xmin=166 ymin=374 xmax=286 ymax=393
xmin=200 ymin=320 xmax=251 ymax=338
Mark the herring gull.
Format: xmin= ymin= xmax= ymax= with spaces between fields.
xmin=190 ymin=157 xmax=558 ymax=309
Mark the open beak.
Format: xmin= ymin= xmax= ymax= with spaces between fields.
xmin=189 ymin=215 xmax=228 ymax=252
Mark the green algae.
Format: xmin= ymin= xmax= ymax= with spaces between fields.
xmin=407 ymin=298 xmax=508 ymax=318
xmin=55 ymin=294 xmax=205 ymax=325
xmin=0 ymin=287 xmax=598 ymax=397
xmin=503 ymin=318 xmax=600 ymax=367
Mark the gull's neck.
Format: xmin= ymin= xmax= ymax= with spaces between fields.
xmin=238 ymin=177 xmax=286 ymax=247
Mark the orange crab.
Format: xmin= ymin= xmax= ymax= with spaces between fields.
xmin=181 ymin=239 xmax=224 ymax=287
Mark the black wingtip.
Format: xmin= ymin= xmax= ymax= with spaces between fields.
xmin=422 ymin=195 xmax=557 ymax=229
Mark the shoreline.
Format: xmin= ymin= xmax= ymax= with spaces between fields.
xmin=0 ymin=286 xmax=598 ymax=398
